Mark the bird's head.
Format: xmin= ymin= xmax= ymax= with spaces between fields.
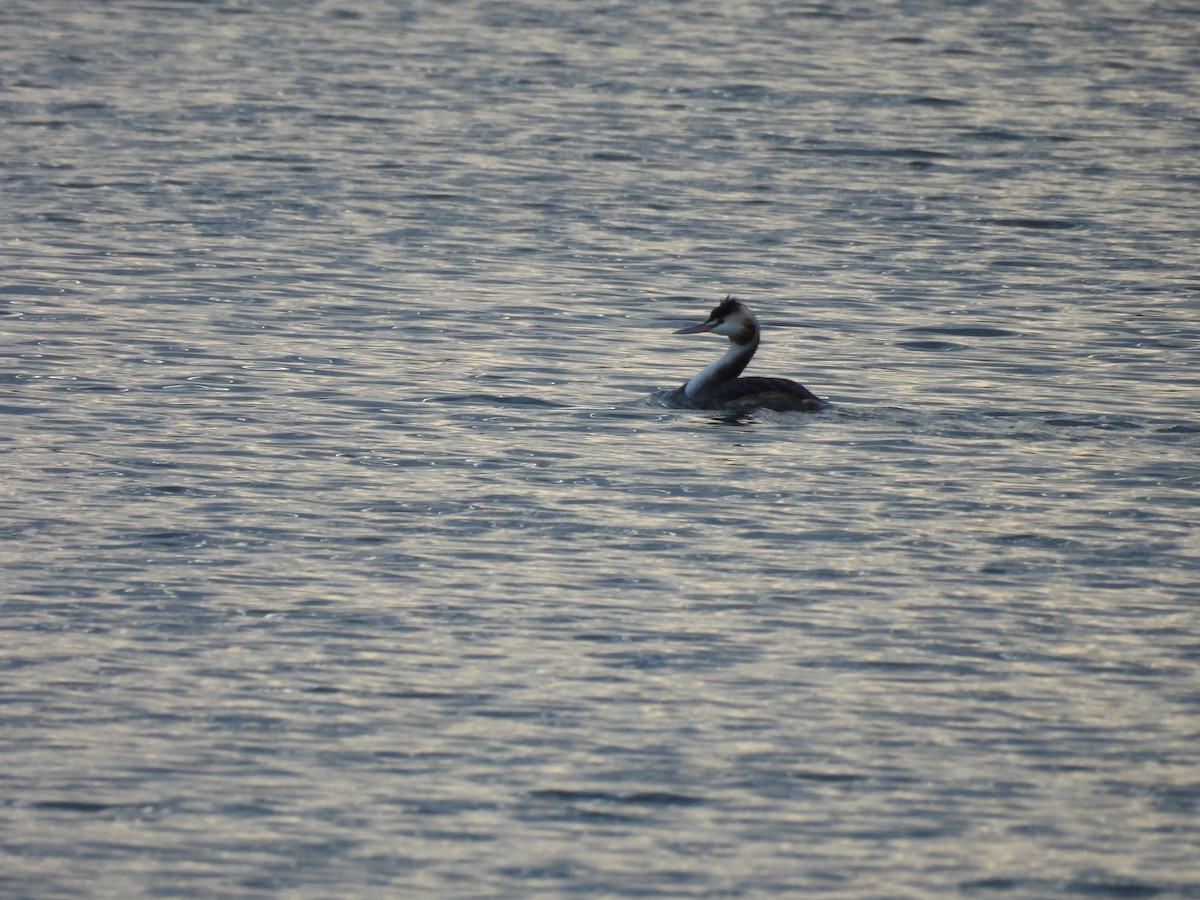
xmin=673 ymin=296 xmax=757 ymax=342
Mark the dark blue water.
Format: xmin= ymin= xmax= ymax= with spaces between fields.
xmin=2 ymin=1 xmax=1198 ymax=896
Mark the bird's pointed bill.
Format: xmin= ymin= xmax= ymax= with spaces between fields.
xmin=674 ymin=320 xmax=718 ymax=334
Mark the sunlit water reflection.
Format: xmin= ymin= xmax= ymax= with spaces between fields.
xmin=2 ymin=1 xmax=1198 ymax=896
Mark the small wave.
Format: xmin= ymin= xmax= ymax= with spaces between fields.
xmin=904 ymin=325 xmax=1021 ymax=338
xmin=418 ymin=392 xmax=567 ymax=408
xmin=1044 ymin=416 xmax=1142 ymax=431
xmin=896 ymin=339 xmax=966 ymax=352
xmin=984 ymin=217 xmax=1080 ymax=230
xmin=30 ymin=800 xmax=114 ymax=813
xmin=529 ymin=788 xmax=704 ymax=807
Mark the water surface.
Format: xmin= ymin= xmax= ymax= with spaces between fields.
xmin=2 ymin=1 xmax=1198 ymax=896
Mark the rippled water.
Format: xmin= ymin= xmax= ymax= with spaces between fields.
xmin=3 ymin=1 xmax=1199 ymax=896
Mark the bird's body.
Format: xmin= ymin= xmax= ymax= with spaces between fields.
xmin=671 ymin=297 xmax=821 ymax=413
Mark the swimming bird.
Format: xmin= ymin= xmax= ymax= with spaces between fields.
xmin=671 ymin=297 xmax=822 ymax=412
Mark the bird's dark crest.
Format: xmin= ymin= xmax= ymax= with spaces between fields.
xmin=708 ymin=296 xmax=744 ymax=321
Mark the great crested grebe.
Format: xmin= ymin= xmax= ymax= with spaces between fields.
xmin=669 ymin=297 xmax=822 ymax=413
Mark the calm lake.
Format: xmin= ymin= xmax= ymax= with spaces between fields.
xmin=2 ymin=0 xmax=1198 ymax=896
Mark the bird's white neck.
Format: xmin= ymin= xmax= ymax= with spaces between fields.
xmin=684 ymin=333 xmax=759 ymax=400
